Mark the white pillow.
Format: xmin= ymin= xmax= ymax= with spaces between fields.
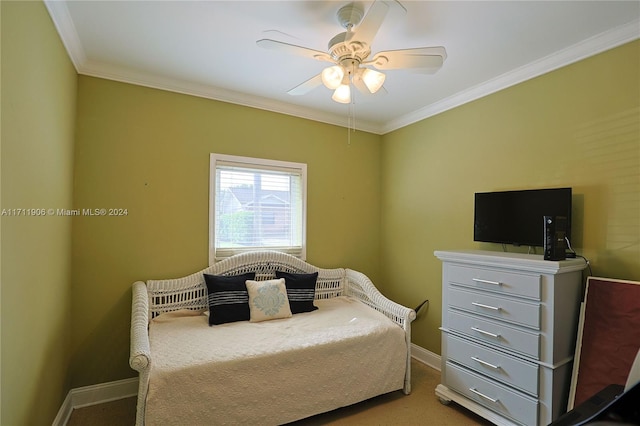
xmin=246 ymin=278 xmax=292 ymax=322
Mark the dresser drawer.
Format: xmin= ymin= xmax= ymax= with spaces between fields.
xmin=448 ymin=310 xmax=540 ymax=359
xmin=446 ymin=334 xmax=539 ymax=396
xmin=446 ymin=362 xmax=538 ymax=426
xmin=449 ymin=264 xmax=541 ymax=300
xmin=449 ymin=287 xmax=540 ymax=329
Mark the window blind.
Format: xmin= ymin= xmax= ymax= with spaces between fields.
xmin=210 ymin=155 xmax=306 ymax=262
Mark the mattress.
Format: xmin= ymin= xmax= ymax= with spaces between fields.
xmin=146 ymin=296 xmax=407 ymax=425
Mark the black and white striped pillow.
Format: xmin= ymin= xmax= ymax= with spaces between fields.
xmin=203 ymin=272 xmax=256 ymax=325
xmin=275 ymin=271 xmax=319 ymax=314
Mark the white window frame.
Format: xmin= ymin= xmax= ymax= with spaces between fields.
xmin=209 ymin=153 xmax=307 ymax=264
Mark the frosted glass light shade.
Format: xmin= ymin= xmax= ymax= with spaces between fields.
xmin=361 ymin=68 xmax=386 ymax=93
xmin=332 ymin=84 xmax=351 ymax=103
xmin=321 ymin=66 xmax=344 ymax=90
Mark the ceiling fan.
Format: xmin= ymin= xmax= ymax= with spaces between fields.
xmin=257 ymin=0 xmax=447 ymax=104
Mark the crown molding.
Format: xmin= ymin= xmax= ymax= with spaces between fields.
xmin=78 ymin=59 xmax=384 ymax=134
xmin=45 ymin=1 xmax=637 ymax=136
xmin=43 ymin=1 xmax=383 ymax=134
xmin=44 ymin=0 xmax=85 ymax=71
xmin=381 ymin=18 xmax=640 ymax=134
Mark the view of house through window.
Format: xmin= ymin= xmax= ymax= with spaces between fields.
xmin=210 ymin=154 xmax=307 ymax=263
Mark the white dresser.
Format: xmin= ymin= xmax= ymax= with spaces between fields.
xmin=434 ymin=250 xmax=587 ymax=426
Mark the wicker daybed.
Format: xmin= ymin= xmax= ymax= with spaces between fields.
xmin=129 ymin=250 xmax=416 ymax=425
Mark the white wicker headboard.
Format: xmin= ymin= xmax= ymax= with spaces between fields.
xmin=144 ymin=251 xmax=346 ymax=318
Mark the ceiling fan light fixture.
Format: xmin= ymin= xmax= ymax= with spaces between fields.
xmin=332 ymin=84 xmax=351 ymax=104
xmin=257 ymin=0 xmax=448 ymax=107
xmin=321 ymin=65 xmax=344 ymax=90
xmin=361 ymin=68 xmax=386 ymax=93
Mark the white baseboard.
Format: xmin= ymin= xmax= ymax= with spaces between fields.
xmin=51 ymin=392 xmax=73 ymax=426
xmin=53 ymin=377 xmax=138 ymax=426
xmin=71 ymin=377 xmax=138 ymax=409
xmin=411 ymin=343 xmax=441 ymax=371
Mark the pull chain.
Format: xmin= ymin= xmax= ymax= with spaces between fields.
xmin=347 ymin=90 xmax=356 ymax=145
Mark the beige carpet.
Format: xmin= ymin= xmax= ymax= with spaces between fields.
xmin=68 ymin=359 xmax=492 ymax=425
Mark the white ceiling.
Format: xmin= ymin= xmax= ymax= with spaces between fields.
xmin=45 ymin=1 xmax=640 ymax=134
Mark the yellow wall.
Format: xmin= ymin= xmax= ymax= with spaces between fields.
xmin=380 ymin=40 xmax=640 ymax=354
xmin=1 ymin=1 xmax=639 ymax=421
xmin=71 ymin=76 xmax=382 ymax=386
xmin=1 ymin=1 xmax=77 ymax=424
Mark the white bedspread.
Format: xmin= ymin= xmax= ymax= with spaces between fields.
xmin=146 ymin=296 xmax=407 ymax=425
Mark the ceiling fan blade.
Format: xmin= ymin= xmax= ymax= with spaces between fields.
xmin=256 ymin=39 xmax=334 ymax=63
xmin=367 ymin=47 xmax=447 ymax=71
xmin=287 ymin=74 xmax=323 ymax=96
xmin=349 ymin=0 xmax=393 ymax=47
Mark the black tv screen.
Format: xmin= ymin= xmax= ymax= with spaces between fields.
xmin=474 ymin=187 xmax=572 ymax=247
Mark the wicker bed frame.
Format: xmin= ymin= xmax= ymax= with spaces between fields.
xmin=129 ymin=250 xmax=416 ymax=425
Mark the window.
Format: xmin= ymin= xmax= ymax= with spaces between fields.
xmin=209 ymin=154 xmax=307 ymax=264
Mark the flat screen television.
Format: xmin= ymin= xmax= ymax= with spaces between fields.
xmin=474 ymin=187 xmax=572 ymax=247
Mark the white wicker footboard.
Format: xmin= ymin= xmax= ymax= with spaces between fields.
xmin=346 ymin=269 xmax=417 ymax=394
xmin=129 ymin=251 xmax=416 ymax=426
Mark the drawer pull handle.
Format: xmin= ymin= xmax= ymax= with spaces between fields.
xmin=473 ymin=278 xmax=502 ymax=286
xmin=471 ymin=356 xmax=501 ymax=370
xmin=469 ymin=387 xmax=499 ymax=403
xmin=471 ymin=327 xmax=500 ymax=338
xmin=472 ymin=302 xmax=501 ymax=311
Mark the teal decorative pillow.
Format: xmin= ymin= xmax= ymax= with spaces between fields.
xmin=246 ymin=278 xmax=292 ymax=323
